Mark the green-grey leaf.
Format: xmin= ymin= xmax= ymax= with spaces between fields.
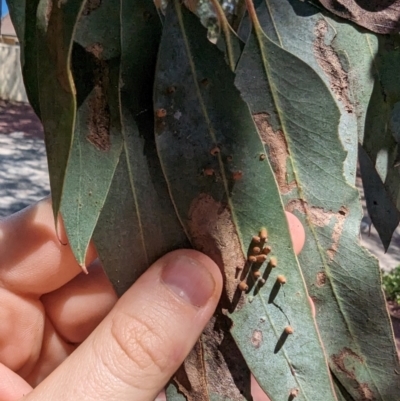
xmin=155 ymin=3 xmax=337 ymax=401
xmin=361 ymin=34 xmax=400 ymax=249
xmin=92 ymin=0 xmax=189 ymax=296
xmin=235 ymin=3 xmax=400 ymax=399
xmin=36 ymin=0 xmax=85 ymax=222
xmin=7 ymin=0 xmax=41 ymax=117
xmin=60 ymin=0 xmax=123 ymax=265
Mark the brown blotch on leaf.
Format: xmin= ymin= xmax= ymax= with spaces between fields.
xmin=210 ymin=146 xmax=221 ymax=156
xmin=86 ymin=43 xmax=111 ymax=152
xmin=313 ymin=19 xmax=353 ymax=114
xmin=318 ymin=0 xmax=400 ymax=35
xmin=286 ymin=199 xmax=348 ymax=261
xmin=254 ymin=113 xmax=296 ymax=194
xmin=232 ymin=171 xmax=243 ymax=181
xmin=166 ymin=85 xmax=176 ymax=94
xmin=156 ymin=108 xmax=167 ymax=118
xmin=251 ymin=329 xmax=263 ymax=348
xmin=188 ymin=194 xmax=247 ymax=305
xmin=203 ymin=168 xmax=214 ymax=176
xmin=331 ymin=348 xmax=374 ymax=400
xmin=316 ymin=271 xmax=327 ymax=287
xmin=82 ymin=0 xmax=101 ymax=16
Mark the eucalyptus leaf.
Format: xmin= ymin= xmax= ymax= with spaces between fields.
xmin=7 ymin=0 xmax=41 ymax=117
xmin=35 ymin=0 xmax=86 ymax=223
xmin=317 ymin=0 xmax=400 ymax=34
xmin=235 ymin=2 xmax=400 ymax=398
xmin=60 ymin=0 xmax=124 ymax=265
xmin=93 ymin=0 xmax=189 ymax=296
xmin=155 ymin=3 xmax=337 ymax=401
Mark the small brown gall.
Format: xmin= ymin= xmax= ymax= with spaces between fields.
xmin=253 ymin=270 xmax=262 ymax=278
xmin=252 ymin=235 xmax=261 ymax=244
xmin=166 ymin=86 xmax=176 ymax=94
xmin=248 ymin=255 xmax=257 ymax=263
xmin=232 ymin=171 xmax=243 ymax=180
xmin=203 ymin=168 xmax=214 ymax=176
xmin=259 ymin=153 xmax=266 ymax=161
xmin=156 ymin=108 xmax=167 ymax=118
xmin=269 ymin=256 xmax=277 ymax=267
xmin=259 ymin=228 xmax=268 ymax=240
xmin=255 ymin=254 xmax=268 ymax=263
xmin=252 ymin=246 xmax=261 ymax=254
xmin=262 ymin=246 xmax=272 ymax=256
xmin=258 ymin=278 xmax=266 ymax=286
xmin=210 ymin=146 xmax=220 ymax=156
xmin=227 ymin=155 xmax=233 ymax=162
xmin=238 ymin=281 xmax=249 ymax=292
xmin=289 ymin=388 xmax=299 ymax=398
xmin=284 ymin=326 xmax=294 ymax=334
xmin=277 ymin=274 xmax=286 ymax=284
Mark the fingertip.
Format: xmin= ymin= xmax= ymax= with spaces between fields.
xmin=285 ymin=212 xmax=305 ymax=255
xmin=161 ymin=249 xmax=223 ymax=303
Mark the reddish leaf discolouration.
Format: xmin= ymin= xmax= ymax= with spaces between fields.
xmin=331 ymin=348 xmax=375 ymax=400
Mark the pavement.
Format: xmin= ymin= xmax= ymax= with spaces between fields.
xmin=0 ymin=100 xmax=49 ymax=217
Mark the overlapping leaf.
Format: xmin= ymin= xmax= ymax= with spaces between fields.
xmin=155 ymin=3 xmax=337 ymax=401
xmin=35 ymin=0 xmax=86 ymax=223
xmin=317 ymin=0 xmax=400 ymax=34
xmin=92 ymin=0 xmax=189 ymax=295
xmin=59 ymin=0 xmax=124 ymax=266
xmin=234 ymin=1 xmax=400 ymax=398
xmin=7 ymin=0 xmax=41 ymax=117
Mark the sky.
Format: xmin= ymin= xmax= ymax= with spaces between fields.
xmin=1 ymin=0 xmax=9 ymax=18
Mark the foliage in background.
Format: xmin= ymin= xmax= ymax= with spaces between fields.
xmin=5 ymin=0 xmax=400 ymax=400
xmin=383 ymin=266 xmax=400 ymax=305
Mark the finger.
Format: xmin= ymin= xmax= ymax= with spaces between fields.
xmin=24 ymin=250 xmax=222 ymax=401
xmin=285 ymin=211 xmax=305 ymax=255
xmin=0 ymin=288 xmax=44 ymax=378
xmin=0 ymin=363 xmax=33 ymax=401
xmin=0 ymin=198 xmax=97 ymax=295
xmin=25 ymin=318 xmax=76 ymax=387
xmin=41 ymin=259 xmax=117 ymax=344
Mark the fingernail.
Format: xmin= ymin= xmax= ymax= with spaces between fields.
xmin=161 ymin=255 xmax=216 ymax=307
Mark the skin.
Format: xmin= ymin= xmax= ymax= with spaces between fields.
xmin=0 ymin=199 xmax=306 ymax=401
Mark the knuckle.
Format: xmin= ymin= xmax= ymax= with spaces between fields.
xmin=109 ymin=311 xmax=169 ymax=374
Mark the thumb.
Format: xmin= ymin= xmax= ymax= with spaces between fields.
xmin=25 ymin=250 xmax=222 ymax=401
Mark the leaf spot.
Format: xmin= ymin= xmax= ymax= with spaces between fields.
xmin=254 ymin=113 xmax=296 ymax=194
xmin=286 ymin=200 xmax=347 ymax=261
xmin=251 ymin=330 xmax=263 ymax=348
xmin=316 ymin=272 xmax=326 ymax=287
xmin=313 ymin=20 xmax=353 ymax=114
xmin=86 ymin=43 xmax=111 ymax=152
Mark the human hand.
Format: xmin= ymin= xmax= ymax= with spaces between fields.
xmin=0 ymin=199 xmax=305 ymax=401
